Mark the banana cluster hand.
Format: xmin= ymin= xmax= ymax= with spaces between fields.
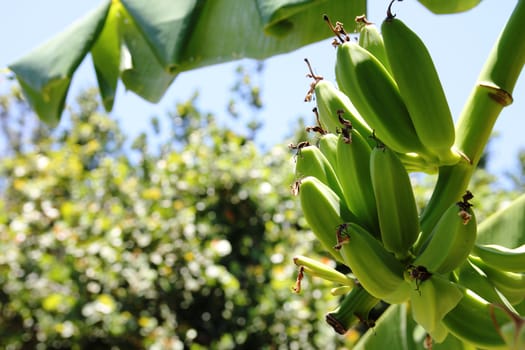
xmin=289 ymin=7 xmax=522 ymax=349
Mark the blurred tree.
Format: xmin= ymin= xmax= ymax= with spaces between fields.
xmin=0 ymin=80 xmax=351 ymax=349
xmin=505 ymin=149 xmax=525 ymax=192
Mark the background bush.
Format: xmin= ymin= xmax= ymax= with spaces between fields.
xmin=0 ymin=85 xmax=353 ymax=349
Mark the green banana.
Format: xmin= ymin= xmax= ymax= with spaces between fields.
xmin=381 ymin=16 xmax=459 ymax=165
xmin=317 ymin=132 xmax=339 ymax=170
xmin=413 ymin=198 xmax=477 ymax=274
xmin=336 ymin=130 xmax=379 ymax=235
xmin=453 ymin=259 xmax=509 ymax=306
xmin=304 ymin=60 xmax=372 ymax=138
xmin=325 ymin=283 xmax=380 ymax=334
xmin=370 ymin=146 xmax=420 ymax=259
xmin=293 ymin=255 xmax=355 ymax=287
xmin=442 ymin=288 xmax=509 ymax=349
xmin=472 ymin=243 xmax=525 ymax=273
xmin=337 ymin=222 xmax=409 ymax=303
xmin=298 ymin=176 xmax=356 ymax=263
xmin=469 ymin=255 xmax=525 ymax=305
xmin=356 ymin=15 xmax=392 ymax=75
xmin=294 ymin=144 xmax=345 ymax=200
xmin=409 ymin=274 xmax=463 ymax=342
xmin=417 ymin=0 xmax=482 ymax=14
xmin=334 ymin=40 xmax=430 ymax=157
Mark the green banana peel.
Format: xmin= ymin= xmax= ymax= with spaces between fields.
xmin=417 ymin=0 xmax=482 ymax=14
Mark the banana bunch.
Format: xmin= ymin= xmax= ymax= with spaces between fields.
xmin=321 ymin=8 xmax=465 ymax=171
xmin=288 ymin=7 xmax=524 ymax=348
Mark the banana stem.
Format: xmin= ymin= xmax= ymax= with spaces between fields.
xmin=418 ymin=0 xmax=525 ymax=245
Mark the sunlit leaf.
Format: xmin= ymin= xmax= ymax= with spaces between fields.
xmin=8 ymin=0 xmax=365 ymax=124
xmin=476 ymin=193 xmax=525 ymax=247
xmin=8 ymin=2 xmax=110 ymax=125
xmin=180 ymin=0 xmax=365 ymax=70
xmin=255 ymin=0 xmax=329 ymax=37
xmin=91 ymin=2 xmax=122 ymax=112
xmin=119 ymin=6 xmax=176 ymax=102
xmin=120 ymin=0 xmax=204 ymax=73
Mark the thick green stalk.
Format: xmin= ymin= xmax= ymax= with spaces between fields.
xmin=418 ymin=0 xmax=525 ymax=247
xmin=325 ymin=285 xmax=379 ymax=334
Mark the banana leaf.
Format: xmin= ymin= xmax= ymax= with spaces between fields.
xmin=476 ymin=193 xmax=525 ymax=248
xmin=8 ymin=0 xmax=488 ymax=124
xmin=8 ymin=2 xmax=110 ymax=126
xmin=6 ymin=0 xmax=489 ymax=125
xmin=8 ymin=0 xmax=365 ymax=125
xmin=91 ymin=2 xmax=121 ymax=111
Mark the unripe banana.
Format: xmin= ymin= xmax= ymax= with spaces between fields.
xmin=313 ymin=80 xmax=351 ymax=135
xmin=413 ymin=198 xmax=477 ymax=274
xmin=409 ymin=274 xmax=463 ymax=342
xmin=293 ymin=255 xmax=355 ymax=287
xmin=298 ymin=176 xmax=356 ymax=263
xmin=442 ymin=288 xmax=509 ymax=349
xmin=417 ymin=0 xmax=482 ymax=14
xmin=370 ymin=146 xmax=420 ymax=259
xmin=472 ymin=243 xmax=525 ymax=273
xmin=469 ymin=255 xmax=525 ymax=305
xmin=325 ymin=284 xmax=380 ymax=334
xmin=334 ymin=40 xmax=430 ymax=157
xmin=453 ymin=259 xmax=508 ymax=306
xmin=337 ymin=222 xmax=408 ymax=302
xmin=304 ymin=60 xmax=372 ymax=138
xmin=356 ymin=15 xmax=392 ymax=75
xmin=336 ymin=131 xmax=379 ymax=235
xmin=294 ymin=144 xmax=345 ymax=200
xmin=381 ymin=16 xmax=459 ymax=165
xmin=317 ymin=132 xmax=339 ymax=170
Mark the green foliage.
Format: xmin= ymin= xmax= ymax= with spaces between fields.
xmin=0 ymin=87 xmax=347 ymax=349
xmin=8 ymin=0 xmax=367 ymax=124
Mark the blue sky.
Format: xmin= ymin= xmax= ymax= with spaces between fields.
xmin=1 ymin=1 xmax=524 ymax=184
